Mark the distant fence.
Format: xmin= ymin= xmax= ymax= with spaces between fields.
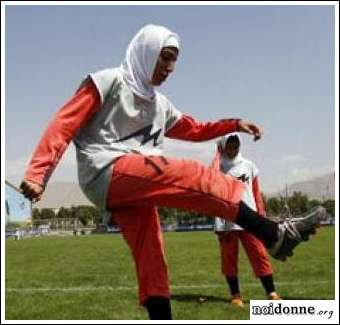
xmin=6 ymin=218 xmax=334 ymax=239
xmin=105 ymin=224 xmax=215 ymax=234
xmin=174 ymin=224 xmax=214 ymax=232
xmin=102 ymin=218 xmax=335 ymax=234
xmin=104 ymin=224 xmax=215 ymax=234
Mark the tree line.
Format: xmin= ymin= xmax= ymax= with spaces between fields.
xmin=32 ymin=205 xmax=101 ymax=227
xmin=264 ymin=192 xmax=334 ymax=218
xmin=31 ymin=192 xmax=335 ymax=228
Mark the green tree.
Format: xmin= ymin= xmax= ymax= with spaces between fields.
xmin=57 ymin=207 xmax=71 ymax=219
xmin=40 ymin=208 xmax=55 ymax=220
xmin=308 ymin=199 xmax=322 ymax=210
xmin=288 ymin=192 xmax=309 ymax=215
xmin=70 ymin=206 xmax=77 ymax=219
xmin=32 ymin=208 xmax=41 ymax=226
xmin=87 ymin=206 xmax=101 ymax=224
xmin=322 ymin=199 xmax=335 ymax=217
xmin=75 ymin=206 xmax=94 ymax=226
xmin=266 ymin=197 xmax=283 ymax=216
xmin=159 ymin=207 xmax=176 ymax=225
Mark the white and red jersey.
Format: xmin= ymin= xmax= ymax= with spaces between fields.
xmin=214 ymin=134 xmax=266 ymax=232
xmin=73 ymin=68 xmax=184 ymax=207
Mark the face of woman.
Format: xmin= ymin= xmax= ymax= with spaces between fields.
xmin=224 ymin=141 xmax=240 ymax=160
xmin=151 ymin=47 xmax=179 ymax=86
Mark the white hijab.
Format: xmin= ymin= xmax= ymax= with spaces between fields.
xmin=121 ymin=24 xmax=180 ymax=101
xmin=217 ymin=133 xmax=243 ymax=168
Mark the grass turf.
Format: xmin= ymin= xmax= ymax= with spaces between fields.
xmin=5 ymin=227 xmax=335 ymax=320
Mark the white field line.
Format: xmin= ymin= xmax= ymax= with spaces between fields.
xmin=6 ymin=280 xmax=334 ymax=293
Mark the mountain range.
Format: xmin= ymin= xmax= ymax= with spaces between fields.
xmin=34 ymin=182 xmax=92 ymax=209
xmin=270 ymin=172 xmax=335 ymax=200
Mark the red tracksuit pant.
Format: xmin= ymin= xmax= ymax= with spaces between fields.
xmin=219 ymin=231 xmax=273 ymax=277
xmin=107 ymin=153 xmax=245 ymax=304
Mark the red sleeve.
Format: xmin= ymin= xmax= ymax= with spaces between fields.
xmin=252 ymin=176 xmax=266 ymax=216
xmin=24 ymin=80 xmax=101 ymax=186
xmin=165 ymin=114 xmax=240 ymax=142
xmin=210 ymin=151 xmax=221 ymax=172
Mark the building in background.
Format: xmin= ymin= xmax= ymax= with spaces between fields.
xmin=5 ymin=180 xmax=32 ymax=227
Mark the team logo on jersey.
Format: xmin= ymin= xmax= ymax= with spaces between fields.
xmin=237 ymin=174 xmax=250 ymax=183
xmin=114 ymin=124 xmax=162 ymax=146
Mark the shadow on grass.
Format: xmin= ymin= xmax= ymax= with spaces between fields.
xmin=171 ymin=294 xmax=328 ymax=304
xmin=171 ymin=293 xmax=228 ymax=304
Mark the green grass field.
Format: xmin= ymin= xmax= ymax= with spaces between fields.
xmin=5 ymin=227 xmax=335 ymax=320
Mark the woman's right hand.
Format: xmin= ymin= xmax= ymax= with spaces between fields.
xmin=20 ymin=180 xmax=44 ymax=203
xmin=238 ymin=119 xmax=263 ymax=141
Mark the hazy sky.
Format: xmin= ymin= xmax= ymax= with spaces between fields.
xmin=4 ymin=4 xmax=336 ymax=194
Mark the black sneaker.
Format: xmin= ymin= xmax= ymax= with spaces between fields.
xmin=267 ymin=206 xmax=327 ymax=261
